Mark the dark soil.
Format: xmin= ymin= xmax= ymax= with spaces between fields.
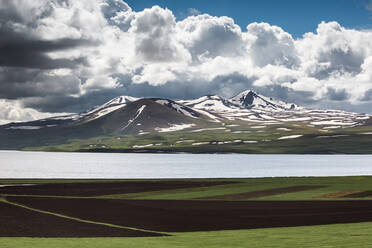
xmin=199 ymin=185 xmax=324 ymax=200
xmin=0 ymin=181 xmax=232 ymax=197
xmin=343 ymin=191 xmax=372 ymax=198
xmin=0 ymin=201 xmax=162 ymax=237
xmin=315 ymin=191 xmax=362 ymax=198
xmin=9 ymin=197 xmax=372 ymax=232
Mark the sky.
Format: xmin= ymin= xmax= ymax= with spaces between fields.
xmin=126 ymin=0 xmax=372 ymax=37
xmin=1 ymin=0 xmax=372 ymax=124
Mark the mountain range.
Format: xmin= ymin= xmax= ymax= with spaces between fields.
xmin=1 ymin=90 xmax=372 ymax=153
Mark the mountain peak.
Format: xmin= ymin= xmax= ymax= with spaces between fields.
xmin=78 ymin=95 xmax=140 ymax=122
xmin=102 ymin=96 xmax=140 ymax=108
xmin=178 ymin=94 xmax=237 ymax=113
xmin=230 ymin=89 xmax=262 ymax=106
xmin=230 ymin=89 xmax=296 ymax=110
xmin=234 ymin=89 xmax=257 ymax=96
xmin=239 ymin=90 xmax=258 ymax=106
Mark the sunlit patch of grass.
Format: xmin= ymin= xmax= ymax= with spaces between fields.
xmin=2 ymin=222 xmax=372 ymax=248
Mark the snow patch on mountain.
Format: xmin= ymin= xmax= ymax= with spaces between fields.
xmin=192 ymin=109 xmax=221 ymax=122
xmin=132 ymin=144 xmax=153 ymax=149
xmin=120 ymin=105 xmax=146 ymax=130
xmin=84 ymin=104 xmax=125 ymax=122
xmin=190 ymin=127 xmax=227 ymax=132
xmin=278 ymin=135 xmax=303 ymax=140
xmin=277 ymin=128 xmax=292 ymax=131
xmin=99 ymin=96 xmax=139 ymax=109
xmin=6 ymin=126 xmax=42 ymax=130
xmin=155 ymin=123 xmax=195 ymax=132
xmin=179 ymin=95 xmax=238 ymax=113
xmin=86 ymin=96 xmax=138 ymax=116
xmin=156 ymin=99 xmax=199 ymax=118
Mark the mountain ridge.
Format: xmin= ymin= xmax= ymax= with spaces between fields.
xmin=1 ymin=89 xmax=370 ymax=132
xmin=1 ymin=89 xmax=372 ymax=153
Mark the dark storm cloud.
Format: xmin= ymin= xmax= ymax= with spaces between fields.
xmin=0 ymin=29 xmax=93 ymax=69
xmin=0 ymin=0 xmax=30 ymax=23
xmin=0 ymin=0 xmax=98 ymax=106
xmin=122 ymin=73 xmax=258 ymax=100
xmin=21 ymin=87 xmax=134 ymax=113
xmin=253 ymin=85 xmax=316 ymax=105
xmin=326 ymin=87 xmax=349 ymax=101
xmin=0 ymin=1 xmax=97 ymax=70
xmin=0 ymin=68 xmax=81 ymax=99
xmin=310 ymin=48 xmax=364 ymax=80
xmin=22 ymin=95 xmax=91 ymax=113
xmin=19 ymin=71 xmax=319 ymax=114
xmin=21 ymin=73 xmax=258 ymax=113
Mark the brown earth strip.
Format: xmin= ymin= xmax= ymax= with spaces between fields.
xmin=9 ymin=197 xmax=372 ymax=232
xmin=0 ymin=181 xmax=233 ymax=197
xmin=0 ymin=201 xmax=162 ymax=237
xmin=343 ymin=191 xmax=372 ymax=198
xmin=199 ymin=185 xmax=324 ymax=200
xmin=315 ymin=191 xmax=362 ymax=199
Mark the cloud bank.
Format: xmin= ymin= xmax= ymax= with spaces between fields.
xmin=1 ymin=0 xmax=372 ymax=123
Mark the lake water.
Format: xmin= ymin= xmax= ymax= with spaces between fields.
xmin=1 ymin=151 xmax=372 ymax=179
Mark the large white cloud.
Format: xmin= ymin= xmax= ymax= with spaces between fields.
xmin=101 ymin=0 xmax=133 ymax=30
xmin=177 ymin=14 xmax=244 ymax=60
xmin=0 ymin=99 xmax=68 ymax=124
xmin=296 ymin=21 xmax=372 ymax=79
xmin=129 ymin=6 xmax=190 ymax=63
xmin=245 ymin=22 xmax=299 ymax=68
xmin=1 ymin=0 xmax=372 ymax=124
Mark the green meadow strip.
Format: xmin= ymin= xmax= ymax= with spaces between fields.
xmin=0 ymin=197 xmax=170 ymax=236
xmin=1 ymin=222 xmax=372 ymax=248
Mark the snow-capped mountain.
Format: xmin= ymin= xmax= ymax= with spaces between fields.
xmin=1 ymin=89 xmax=371 ymax=151
xmin=1 ymin=89 xmax=372 ymax=153
xmin=48 ymin=95 xmax=139 ymax=123
xmin=78 ymin=95 xmax=139 ymax=123
xmin=100 ymin=98 xmax=201 ymax=135
xmin=176 ymin=90 xmax=369 ymax=128
xmin=178 ymin=90 xmax=297 ymax=113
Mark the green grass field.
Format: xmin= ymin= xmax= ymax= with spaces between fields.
xmin=2 ymin=176 xmax=372 ymax=200
xmin=24 ymin=121 xmax=372 ymax=154
xmin=1 ymin=222 xmax=372 ymax=248
xmin=93 ymin=176 xmax=372 ymax=201
xmin=1 ymin=177 xmax=372 ymax=247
